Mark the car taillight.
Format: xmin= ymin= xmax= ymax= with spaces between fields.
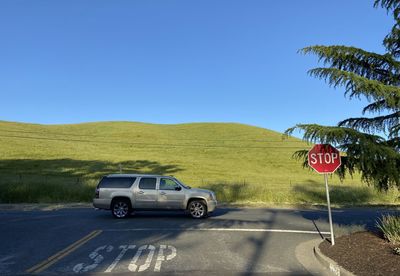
xmin=95 ymin=188 xmax=100 ymax=198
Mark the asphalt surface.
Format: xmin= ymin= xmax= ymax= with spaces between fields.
xmin=0 ymin=206 xmax=397 ymax=275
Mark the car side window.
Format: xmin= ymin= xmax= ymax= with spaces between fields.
xmin=98 ymin=177 xmax=136 ymax=188
xmin=138 ymin=177 xmax=156 ymax=190
xmin=160 ymin=178 xmax=180 ymax=190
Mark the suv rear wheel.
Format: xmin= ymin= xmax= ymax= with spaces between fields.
xmin=111 ymin=199 xmax=131 ymax=219
xmin=188 ymin=200 xmax=207 ymax=219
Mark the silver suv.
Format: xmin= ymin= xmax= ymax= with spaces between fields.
xmin=93 ymin=174 xmax=217 ymax=219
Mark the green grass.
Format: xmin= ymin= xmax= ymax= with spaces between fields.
xmin=0 ymin=120 xmax=399 ymax=205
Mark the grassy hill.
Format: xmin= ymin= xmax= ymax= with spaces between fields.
xmin=0 ymin=120 xmax=398 ymax=205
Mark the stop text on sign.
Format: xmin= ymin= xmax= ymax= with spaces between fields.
xmin=309 ymin=152 xmax=339 ymax=165
xmin=308 ymin=144 xmax=341 ymax=174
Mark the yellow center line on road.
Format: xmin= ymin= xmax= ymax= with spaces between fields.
xmin=26 ymin=230 xmax=102 ymax=274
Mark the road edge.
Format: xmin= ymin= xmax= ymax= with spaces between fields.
xmin=313 ymin=240 xmax=355 ymax=276
xmin=0 ymin=203 xmax=92 ymax=211
xmin=1 ymin=202 xmax=399 ymax=212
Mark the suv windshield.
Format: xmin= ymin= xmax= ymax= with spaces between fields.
xmin=173 ymin=178 xmax=191 ymax=189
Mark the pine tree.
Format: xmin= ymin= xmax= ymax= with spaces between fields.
xmin=285 ymin=0 xmax=400 ymax=190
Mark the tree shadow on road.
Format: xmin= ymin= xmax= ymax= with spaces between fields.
xmin=92 ymin=208 xmax=309 ymax=275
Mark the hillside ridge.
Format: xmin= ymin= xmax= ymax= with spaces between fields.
xmin=1 ymin=120 xmax=398 ymax=205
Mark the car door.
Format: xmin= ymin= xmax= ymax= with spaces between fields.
xmin=157 ymin=177 xmax=186 ymax=209
xmin=134 ymin=177 xmax=158 ymax=209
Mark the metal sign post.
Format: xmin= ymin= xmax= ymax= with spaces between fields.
xmin=324 ymin=173 xmax=335 ymax=245
xmin=308 ymin=144 xmax=341 ymax=246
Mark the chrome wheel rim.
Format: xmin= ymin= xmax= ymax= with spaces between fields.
xmin=190 ymin=202 xmax=205 ymax=218
xmin=113 ymin=202 xmax=129 ymax=218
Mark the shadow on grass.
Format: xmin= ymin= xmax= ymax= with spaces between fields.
xmin=0 ymin=158 xmax=183 ymax=177
xmin=292 ymin=181 xmax=375 ymax=205
xmin=200 ymin=182 xmax=257 ymax=203
xmin=0 ymin=158 xmax=182 ymax=203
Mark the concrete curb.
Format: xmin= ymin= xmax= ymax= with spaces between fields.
xmin=295 ymin=238 xmax=331 ymax=275
xmin=313 ymin=240 xmax=355 ymax=276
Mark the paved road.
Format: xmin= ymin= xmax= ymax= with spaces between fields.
xmin=0 ymin=206 xmax=396 ymax=275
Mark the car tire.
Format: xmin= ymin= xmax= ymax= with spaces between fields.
xmin=188 ymin=200 xmax=207 ymax=219
xmin=111 ymin=199 xmax=131 ymax=219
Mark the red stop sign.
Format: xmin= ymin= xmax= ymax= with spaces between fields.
xmin=308 ymin=144 xmax=341 ymax=174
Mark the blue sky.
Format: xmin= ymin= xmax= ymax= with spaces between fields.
xmin=0 ymin=0 xmax=395 ymax=133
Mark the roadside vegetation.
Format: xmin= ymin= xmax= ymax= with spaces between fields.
xmin=286 ymin=0 xmax=400 ymax=191
xmin=308 ymin=1 xmax=400 ymax=274
xmin=377 ymin=214 xmax=400 ymax=245
xmin=0 ymin=120 xmax=398 ymax=205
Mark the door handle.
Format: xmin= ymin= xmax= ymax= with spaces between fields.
xmin=138 ymin=191 xmax=144 ymax=194
xmin=160 ymin=192 xmax=166 ymax=195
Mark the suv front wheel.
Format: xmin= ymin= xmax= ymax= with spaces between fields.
xmin=188 ymin=200 xmax=207 ymax=219
xmin=111 ymin=199 xmax=131 ymax=219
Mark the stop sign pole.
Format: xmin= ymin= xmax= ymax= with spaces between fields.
xmin=308 ymin=144 xmax=341 ymax=246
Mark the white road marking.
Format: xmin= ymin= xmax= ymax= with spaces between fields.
xmin=154 ymin=245 xmax=177 ymax=272
xmin=74 ymin=244 xmax=177 ymax=273
xmin=128 ymin=245 xmax=156 ymax=272
xmin=265 ymin=264 xmax=291 ymax=273
xmin=0 ymin=255 xmax=16 ymax=273
xmin=293 ymin=209 xmax=342 ymax=213
xmin=103 ymin=228 xmax=331 ymax=235
xmin=73 ymin=245 xmax=113 ymax=273
xmin=138 ymin=245 xmax=155 ymax=272
xmin=154 ymin=245 xmax=166 ymax=272
xmin=105 ymin=245 xmax=136 ymax=273
xmin=128 ymin=245 xmax=146 ymax=272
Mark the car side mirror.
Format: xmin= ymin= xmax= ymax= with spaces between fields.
xmin=175 ymin=186 xmax=182 ymax=191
